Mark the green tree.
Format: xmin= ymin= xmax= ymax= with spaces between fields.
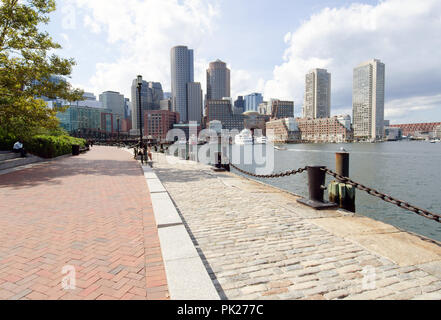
xmin=0 ymin=0 xmax=83 ymax=139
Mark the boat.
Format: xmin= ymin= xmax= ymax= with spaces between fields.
xmin=274 ymin=146 xmax=288 ymax=151
xmin=234 ymin=129 xmax=253 ymax=145
xmin=429 ymin=139 xmax=440 ymax=143
xmin=254 ymin=136 xmax=267 ymax=144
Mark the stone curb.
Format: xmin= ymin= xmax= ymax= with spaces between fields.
xmin=139 ymin=161 xmax=220 ymax=300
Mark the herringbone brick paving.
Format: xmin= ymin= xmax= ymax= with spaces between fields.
xmin=0 ymin=146 xmax=168 ymax=300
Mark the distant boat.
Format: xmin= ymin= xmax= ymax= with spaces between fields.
xmin=429 ymin=139 xmax=440 ymax=144
xmin=235 ymin=129 xmax=253 ymax=145
xmin=274 ymin=146 xmax=287 ymax=151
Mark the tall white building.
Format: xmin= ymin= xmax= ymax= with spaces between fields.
xmin=206 ymin=59 xmax=230 ymax=100
xmin=303 ymin=68 xmax=331 ymax=119
xmin=352 ymin=59 xmax=385 ymax=141
xmin=171 ymin=45 xmax=194 ymax=122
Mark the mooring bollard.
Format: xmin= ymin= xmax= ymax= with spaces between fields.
xmin=328 ymin=151 xmax=356 ymax=212
xmin=336 ymin=151 xmax=350 ymax=178
xmin=297 ymin=166 xmax=338 ymax=210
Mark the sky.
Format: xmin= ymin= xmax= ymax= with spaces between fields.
xmin=44 ymin=0 xmax=441 ymax=124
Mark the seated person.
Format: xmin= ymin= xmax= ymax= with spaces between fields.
xmin=13 ymin=140 xmax=27 ymax=157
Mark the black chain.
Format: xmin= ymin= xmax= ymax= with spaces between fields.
xmin=229 ymin=163 xmax=308 ymax=179
xmin=322 ymin=168 xmax=441 ymax=223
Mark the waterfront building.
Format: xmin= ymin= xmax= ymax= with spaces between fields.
xmin=205 ymin=99 xmax=245 ymax=131
xmin=144 ymin=110 xmax=179 ymax=142
xmin=171 ymin=45 xmax=194 ymax=122
xmin=389 ymin=122 xmax=441 ymax=138
xmin=187 ymin=82 xmax=203 ymax=125
xmin=271 ymin=100 xmax=294 ymax=119
xmin=352 ymin=59 xmax=385 ymax=141
xmin=303 ymin=69 xmax=331 ymax=119
xmin=244 ymin=93 xmax=263 ymax=112
xmin=266 ymin=118 xmax=301 ymax=143
xmin=384 ymin=127 xmax=402 ymax=141
xmin=57 ymin=105 xmax=106 ymax=133
xmin=206 ymin=60 xmax=230 ymax=100
xmin=99 ymin=91 xmax=125 ymax=117
xmin=296 ymin=116 xmax=353 ymax=143
xmin=435 ymin=125 xmax=441 ymax=139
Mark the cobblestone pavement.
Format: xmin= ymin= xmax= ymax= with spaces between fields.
xmin=153 ymin=154 xmax=441 ymax=300
xmin=0 ymin=146 xmax=168 ymax=300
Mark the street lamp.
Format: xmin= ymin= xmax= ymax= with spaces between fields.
xmin=137 ymin=75 xmax=143 ymax=145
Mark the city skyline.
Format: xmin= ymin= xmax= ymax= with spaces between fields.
xmin=44 ymin=0 xmax=441 ymax=124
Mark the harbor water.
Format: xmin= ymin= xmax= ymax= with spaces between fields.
xmin=229 ymin=140 xmax=441 ymax=242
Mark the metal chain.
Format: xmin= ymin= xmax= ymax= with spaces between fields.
xmin=322 ymin=168 xmax=441 ymax=223
xmin=229 ymin=163 xmax=308 ymax=179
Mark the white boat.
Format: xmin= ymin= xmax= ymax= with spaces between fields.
xmin=254 ymin=136 xmax=267 ymax=144
xmin=274 ymin=146 xmax=288 ymax=151
xmin=234 ymin=129 xmax=253 ymax=145
xmin=429 ymin=139 xmax=440 ymax=143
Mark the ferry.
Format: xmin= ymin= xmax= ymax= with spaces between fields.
xmin=234 ymin=129 xmax=253 ymax=145
xmin=254 ymin=136 xmax=267 ymax=144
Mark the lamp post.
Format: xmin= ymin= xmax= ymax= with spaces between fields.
xmin=137 ymin=75 xmax=143 ymax=145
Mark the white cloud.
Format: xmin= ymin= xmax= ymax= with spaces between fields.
xmin=68 ymin=0 xmax=219 ymax=98
xmin=264 ymin=0 xmax=441 ymax=121
xmin=385 ymin=94 xmax=441 ymax=122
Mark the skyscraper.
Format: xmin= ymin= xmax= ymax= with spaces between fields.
xmin=171 ymin=45 xmax=194 ymax=122
xmin=244 ymin=93 xmax=263 ymax=112
xmin=303 ymin=68 xmax=331 ymax=119
xmin=187 ymin=82 xmax=203 ymax=125
xmin=206 ymin=59 xmax=230 ymax=100
xmin=148 ymin=82 xmax=164 ymax=109
xmin=352 ymin=59 xmax=385 ymax=141
xmin=99 ymin=91 xmax=125 ymax=117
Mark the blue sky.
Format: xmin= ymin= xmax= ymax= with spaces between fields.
xmin=44 ymin=0 xmax=441 ymax=124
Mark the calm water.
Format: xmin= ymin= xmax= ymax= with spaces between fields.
xmin=229 ymin=141 xmax=441 ymax=242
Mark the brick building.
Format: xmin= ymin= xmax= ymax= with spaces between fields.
xmin=266 ymin=118 xmax=301 ymax=143
xmin=389 ymin=122 xmax=441 ymax=137
xmin=144 ymin=110 xmax=179 ymax=142
xmin=296 ymin=116 xmax=353 ymax=143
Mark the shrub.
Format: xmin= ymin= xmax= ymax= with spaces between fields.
xmin=25 ymin=135 xmax=86 ymax=158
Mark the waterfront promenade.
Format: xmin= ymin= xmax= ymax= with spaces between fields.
xmin=0 ymin=147 xmax=168 ymax=300
xmin=152 ymin=152 xmax=441 ymax=300
xmin=1 ymin=146 xmax=441 ymax=300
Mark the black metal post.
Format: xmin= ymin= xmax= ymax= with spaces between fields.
xmin=137 ymin=75 xmax=143 ymax=146
xmin=297 ymin=166 xmax=338 ymax=210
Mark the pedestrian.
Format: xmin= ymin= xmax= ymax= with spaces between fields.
xmin=13 ymin=140 xmax=27 ymax=158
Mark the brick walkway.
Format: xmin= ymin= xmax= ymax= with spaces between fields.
xmin=0 ymin=146 xmax=168 ymax=300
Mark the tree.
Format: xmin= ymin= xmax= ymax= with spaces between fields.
xmin=0 ymin=0 xmax=83 ymax=138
